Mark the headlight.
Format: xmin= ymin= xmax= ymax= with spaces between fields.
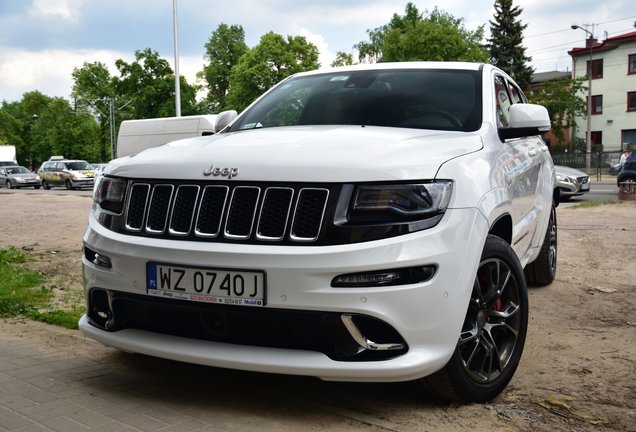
xmin=94 ymin=176 xmax=126 ymax=213
xmin=348 ymin=181 xmax=452 ymax=223
xmin=556 ymin=175 xmax=571 ymax=183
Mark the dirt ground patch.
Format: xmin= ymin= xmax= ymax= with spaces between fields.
xmin=1 ymin=192 xmax=635 ymax=431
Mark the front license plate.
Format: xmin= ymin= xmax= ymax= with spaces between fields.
xmin=581 ymin=183 xmax=590 ymax=191
xmin=146 ymin=262 xmax=266 ymax=306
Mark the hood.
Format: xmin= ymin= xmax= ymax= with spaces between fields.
xmin=9 ymin=173 xmax=38 ymax=180
xmin=555 ymin=165 xmax=588 ymax=178
xmin=108 ymin=125 xmax=483 ymax=183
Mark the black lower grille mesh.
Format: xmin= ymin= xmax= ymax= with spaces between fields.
xmin=91 ymin=291 xmax=407 ymax=361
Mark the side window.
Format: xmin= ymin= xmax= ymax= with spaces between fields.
xmin=494 ymin=76 xmax=511 ymax=128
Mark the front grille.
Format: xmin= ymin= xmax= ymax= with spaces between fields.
xmin=124 ymin=181 xmax=330 ymax=243
xmin=577 ymin=176 xmax=589 ymax=184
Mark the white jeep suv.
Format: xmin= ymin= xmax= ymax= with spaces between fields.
xmin=80 ymin=62 xmax=557 ymax=402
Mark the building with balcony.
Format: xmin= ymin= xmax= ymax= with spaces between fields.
xmin=569 ymin=30 xmax=636 ymax=152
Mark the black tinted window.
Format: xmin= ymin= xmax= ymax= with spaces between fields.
xmin=64 ymin=161 xmax=92 ymax=170
xmin=230 ymin=69 xmax=482 ymax=132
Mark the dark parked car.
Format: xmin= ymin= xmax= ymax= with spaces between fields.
xmin=617 ymin=151 xmax=636 ymax=185
xmin=0 ymin=165 xmax=41 ymax=189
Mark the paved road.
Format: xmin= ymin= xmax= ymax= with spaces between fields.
xmin=559 ymin=181 xmax=619 ymax=207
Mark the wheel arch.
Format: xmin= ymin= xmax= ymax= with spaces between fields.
xmin=488 ymin=213 xmax=512 ymax=245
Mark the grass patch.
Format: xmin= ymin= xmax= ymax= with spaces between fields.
xmin=569 ymin=198 xmax=618 ymax=209
xmin=0 ymin=247 xmax=81 ymax=329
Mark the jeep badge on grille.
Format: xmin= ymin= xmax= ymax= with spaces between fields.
xmin=203 ymin=164 xmax=239 ymax=179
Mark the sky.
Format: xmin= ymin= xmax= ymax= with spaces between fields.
xmin=0 ymin=0 xmax=635 ymax=103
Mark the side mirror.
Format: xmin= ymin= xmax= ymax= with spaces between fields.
xmin=500 ymin=104 xmax=551 ymax=140
xmin=214 ymin=110 xmax=238 ymax=132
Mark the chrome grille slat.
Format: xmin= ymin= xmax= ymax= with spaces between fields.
xmin=123 ymin=182 xmax=329 ymax=243
xmin=169 ymin=185 xmax=200 ymax=235
xmin=145 ymin=185 xmax=174 ymax=234
xmin=256 ymin=187 xmax=294 ymax=241
xmin=290 ymin=188 xmax=329 ymax=242
xmin=125 ymin=184 xmax=150 ymax=232
xmin=195 ymin=185 xmax=229 ymax=238
xmin=224 ymin=186 xmax=260 ymax=239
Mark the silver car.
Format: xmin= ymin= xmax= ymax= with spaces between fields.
xmin=0 ymin=165 xmax=41 ymax=189
xmin=555 ymin=165 xmax=590 ymax=200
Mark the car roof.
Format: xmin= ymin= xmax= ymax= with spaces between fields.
xmin=289 ymin=61 xmax=487 ymax=79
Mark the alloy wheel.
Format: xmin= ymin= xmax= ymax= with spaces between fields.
xmin=459 ymin=257 xmax=523 ymax=384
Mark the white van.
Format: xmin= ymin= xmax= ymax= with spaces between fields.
xmin=116 ymin=115 xmax=217 ymax=158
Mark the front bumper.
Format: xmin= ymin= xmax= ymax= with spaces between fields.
xmin=557 ymin=177 xmax=590 ymax=196
xmin=14 ymin=179 xmax=40 ymax=187
xmin=71 ymin=178 xmax=95 ymax=188
xmin=80 ymin=206 xmax=487 ymax=382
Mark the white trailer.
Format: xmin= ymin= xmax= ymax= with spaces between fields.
xmin=116 ymin=115 xmax=217 ymax=158
xmin=0 ymin=145 xmax=17 ymax=165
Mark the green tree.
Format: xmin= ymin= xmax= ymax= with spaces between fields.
xmin=0 ymin=104 xmax=26 ymax=155
xmin=488 ymin=0 xmax=534 ymax=89
xmin=225 ymin=32 xmax=320 ymax=112
xmin=199 ymin=24 xmax=248 ymax=112
xmin=72 ymin=62 xmax=116 ymax=161
xmin=527 ymin=76 xmax=587 ymax=144
xmin=331 ymin=51 xmax=356 ymax=67
xmin=115 ymin=48 xmax=200 ymax=119
xmin=30 ymin=98 xmax=101 ymax=163
xmin=0 ymin=92 xmax=52 ymax=166
xmin=356 ymin=4 xmax=488 ymax=63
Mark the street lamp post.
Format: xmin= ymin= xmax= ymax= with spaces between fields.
xmin=571 ymin=24 xmax=594 ymax=172
xmin=173 ymin=0 xmax=181 ymax=117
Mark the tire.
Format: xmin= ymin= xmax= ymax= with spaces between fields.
xmin=42 ymin=180 xmax=50 ymax=190
xmin=6 ymin=180 xmax=12 ymax=189
xmin=422 ymin=235 xmax=528 ymax=403
xmin=65 ymin=180 xmax=74 ymax=190
xmin=525 ymin=204 xmax=557 ymax=286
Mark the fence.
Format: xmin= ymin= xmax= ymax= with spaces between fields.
xmin=551 ymin=151 xmax=623 ymax=179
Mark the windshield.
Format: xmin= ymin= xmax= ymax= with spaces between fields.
xmin=6 ymin=166 xmax=30 ymax=174
xmin=64 ymin=161 xmax=92 ymax=170
xmin=229 ymin=69 xmax=481 ymax=133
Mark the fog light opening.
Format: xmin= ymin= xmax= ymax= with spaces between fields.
xmin=93 ymin=253 xmax=112 ymax=269
xmin=84 ymin=246 xmax=112 ymax=269
xmin=341 ymin=314 xmax=405 ymax=351
xmin=89 ymin=289 xmax=114 ymax=329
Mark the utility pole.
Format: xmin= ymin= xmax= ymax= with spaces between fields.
xmin=87 ymin=97 xmax=131 ymax=159
xmin=571 ymin=24 xmax=595 ymax=172
xmin=173 ymin=0 xmax=181 ymax=117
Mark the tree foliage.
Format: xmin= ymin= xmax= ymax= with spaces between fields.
xmin=331 ymin=51 xmax=356 ymax=67
xmin=30 ymin=98 xmax=101 ymax=162
xmin=488 ymin=0 xmax=534 ymax=89
xmin=199 ymin=24 xmax=248 ymax=113
xmin=115 ymin=48 xmax=199 ymax=119
xmin=356 ymin=3 xmax=489 ymax=63
xmin=225 ymin=32 xmax=320 ymax=112
xmin=0 ymin=92 xmax=101 ymax=166
xmin=527 ymin=77 xmax=587 ymax=143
